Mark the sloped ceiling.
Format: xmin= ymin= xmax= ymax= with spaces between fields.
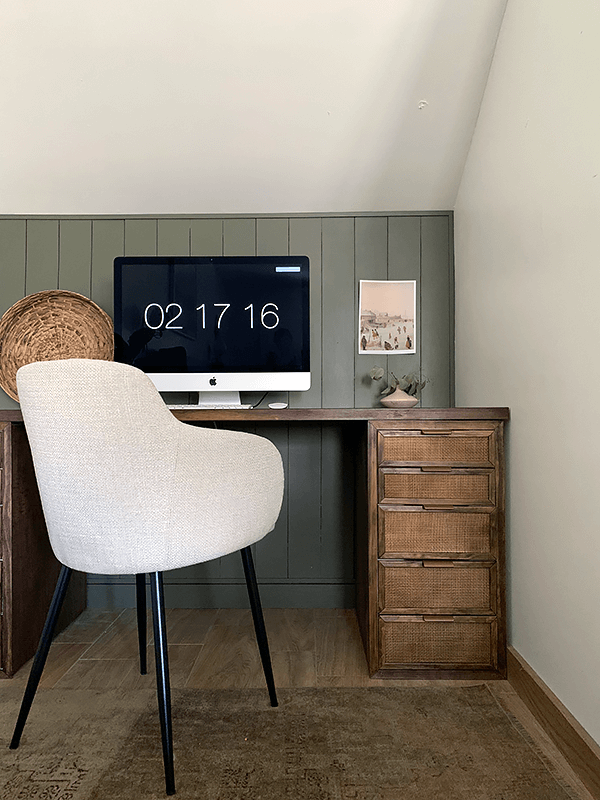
xmin=0 ymin=0 xmax=507 ymax=214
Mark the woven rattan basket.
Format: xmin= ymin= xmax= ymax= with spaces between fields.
xmin=0 ymin=290 xmax=114 ymax=401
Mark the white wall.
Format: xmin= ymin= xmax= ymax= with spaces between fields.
xmin=455 ymin=0 xmax=600 ymax=743
xmin=0 ymin=0 xmax=505 ymax=214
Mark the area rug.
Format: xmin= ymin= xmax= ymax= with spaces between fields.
xmin=0 ymin=685 xmax=581 ymax=800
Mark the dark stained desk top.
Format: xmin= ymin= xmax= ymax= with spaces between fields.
xmin=1 ymin=406 xmax=510 ymax=424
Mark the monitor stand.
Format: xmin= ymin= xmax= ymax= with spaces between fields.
xmin=196 ymin=391 xmax=243 ymax=407
xmin=167 ymin=391 xmax=251 ymax=410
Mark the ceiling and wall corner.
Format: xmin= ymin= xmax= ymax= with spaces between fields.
xmin=454 ymin=0 xmax=600 ymax=747
xmin=0 ymin=0 xmax=506 ymax=215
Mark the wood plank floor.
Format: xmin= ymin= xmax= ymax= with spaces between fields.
xmin=2 ymin=607 xmax=595 ymax=800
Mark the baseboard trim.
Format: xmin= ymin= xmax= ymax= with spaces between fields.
xmin=507 ymin=646 xmax=600 ymax=799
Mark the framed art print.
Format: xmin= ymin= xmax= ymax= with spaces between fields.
xmin=358 ymin=280 xmax=416 ymax=354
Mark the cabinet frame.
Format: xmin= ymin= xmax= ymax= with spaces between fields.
xmin=365 ymin=417 xmax=507 ymax=679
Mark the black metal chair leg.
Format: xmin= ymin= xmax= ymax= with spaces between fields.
xmin=240 ymin=546 xmax=278 ymax=707
xmin=10 ymin=565 xmax=73 ymax=749
xmin=150 ymin=572 xmax=175 ymax=796
xmin=135 ymin=573 xmax=147 ymax=675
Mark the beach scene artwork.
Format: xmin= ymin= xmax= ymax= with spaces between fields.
xmin=359 ymin=280 xmax=416 ymax=354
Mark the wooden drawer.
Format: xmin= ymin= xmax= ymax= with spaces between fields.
xmin=378 ymin=428 xmax=496 ymax=468
xmin=379 ymin=561 xmax=496 ymax=615
xmin=378 ymin=507 xmax=493 ymax=557
xmin=379 ymin=616 xmax=497 ymax=670
xmin=380 ymin=469 xmax=495 ymax=507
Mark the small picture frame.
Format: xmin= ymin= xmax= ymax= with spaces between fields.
xmin=358 ymin=280 xmax=416 ymax=354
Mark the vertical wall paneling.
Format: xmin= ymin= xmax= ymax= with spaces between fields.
xmin=320 ymin=422 xmax=354 ymax=585
xmin=216 ymin=420 xmax=257 ymax=582
xmin=124 ymin=219 xmax=157 ymax=256
xmin=387 ymin=216 xmax=421 ymax=396
xmin=58 ymin=220 xmax=92 ymax=296
xmin=0 ymin=219 xmax=26 ymax=316
xmin=447 ymin=217 xmax=456 ymax=405
xmin=163 ymin=556 xmax=223 ymax=595
xmin=321 ymin=217 xmax=355 ymax=408
xmin=225 ymin=217 xmax=292 ymax=575
xmin=0 ymin=219 xmax=26 ymax=406
xmin=420 ymin=214 xmax=452 ymax=407
xmin=157 ymin=219 xmax=192 ymax=255
xmin=253 ymin=423 xmax=290 ymax=580
xmin=288 ymin=422 xmax=322 ymax=579
xmin=25 ymin=219 xmax=59 ymax=295
xmin=286 ymin=218 xmax=324 ymax=589
xmin=223 ymin=218 xmax=256 ymax=256
xmin=91 ymin=220 xmax=124 ymax=318
xmin=0 ymin=212 xmax=454 ymax=607
xmin=217 ymin=553 xmax=246 ymax=581
xmin=190 ymin=219 xmax=223 ymax=256
xmin=87 ymin=219 xmax=125 ymax=591
xmin=256 ymin=217 xmax=291 ymax=407
xmin=288 ymin=217 xmax=322 ymax=409
xmin=256 ymin=217 xmax=289 ymax=256
xmin=354 ymin=217 xmax=388 ymax=408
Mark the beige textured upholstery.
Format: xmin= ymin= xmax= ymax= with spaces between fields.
xmin=16 ymin=359 xmax=284 ymax=575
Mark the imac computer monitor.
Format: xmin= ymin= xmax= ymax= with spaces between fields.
xmin=113 ymin=255 xmax=310 ymax=406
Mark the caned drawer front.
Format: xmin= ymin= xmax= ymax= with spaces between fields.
xmin=379 ymin=616 xmax=496 ymax=669
xmin=378 ymin=429 xmax=495 ymax=468
xmin=380 ymin=470 xmax=495 ymax=506
xmin=379 ymin=562 xmax=495 ymax=615
xmin=379 ymin=508 xmax=493 ymax=556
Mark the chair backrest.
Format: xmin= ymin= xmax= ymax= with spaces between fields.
xmin=16 ymin=359 xmax=284 ymax=575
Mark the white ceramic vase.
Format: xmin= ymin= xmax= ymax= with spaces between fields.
xmin=380 ymin=387 xmax=419 ymax=408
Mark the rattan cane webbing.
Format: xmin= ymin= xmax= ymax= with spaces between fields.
xmin=381 ymin=510 xmax=491 ymax=553
xmin=383 ymin=473 xmax=490 ymax=502
xmin=381 ymin=565 xmax=490 ymax=610
xmin=381 ymin=435 xmax=489 ymax=465
xmin=381 ymin=619 xmax=492 ymax=665
xmin=0 ymin=291 xmax=114 ymax=401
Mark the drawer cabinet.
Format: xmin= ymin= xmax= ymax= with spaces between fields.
xmin=0 ymin=420 xmax=85 ymax=677
xmin=363 ymin=418 xmax=506 ymax=679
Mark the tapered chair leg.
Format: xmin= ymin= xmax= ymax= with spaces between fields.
xmin=135 ymin=573 xmax=148 ymax=675
xmin=240 ymin=546 xmax=278 ymax=707
xmin=10 ymin=565 xmax=73 ymax=749
xmin=150 ymin=572 xmax=175 ymax=796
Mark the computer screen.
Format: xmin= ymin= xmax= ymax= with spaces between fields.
xmin=113 ymin=255 xmax=310 ymax=405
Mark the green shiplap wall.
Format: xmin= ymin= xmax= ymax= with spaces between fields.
xmin=0 ymin=213 xmax=453 ymax=607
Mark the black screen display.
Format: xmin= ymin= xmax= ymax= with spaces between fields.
xmin=113 ymin=256 xmax=310 ymax=374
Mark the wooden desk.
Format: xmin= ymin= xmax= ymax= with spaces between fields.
xmin=1 ymin=406 xmax=508 ymax=679
xmin=0 ymin=418 xmax=86 ymax=677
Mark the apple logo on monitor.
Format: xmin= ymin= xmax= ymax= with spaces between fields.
xmin=209 ymin=377 xmax=217 ymax=386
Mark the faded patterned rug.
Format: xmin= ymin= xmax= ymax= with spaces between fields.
xmin=0 ymin=685 xmax=581 ymax=799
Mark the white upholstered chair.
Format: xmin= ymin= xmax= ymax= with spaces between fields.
xmin=9 ymin=358 xmax=284 ymax=796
